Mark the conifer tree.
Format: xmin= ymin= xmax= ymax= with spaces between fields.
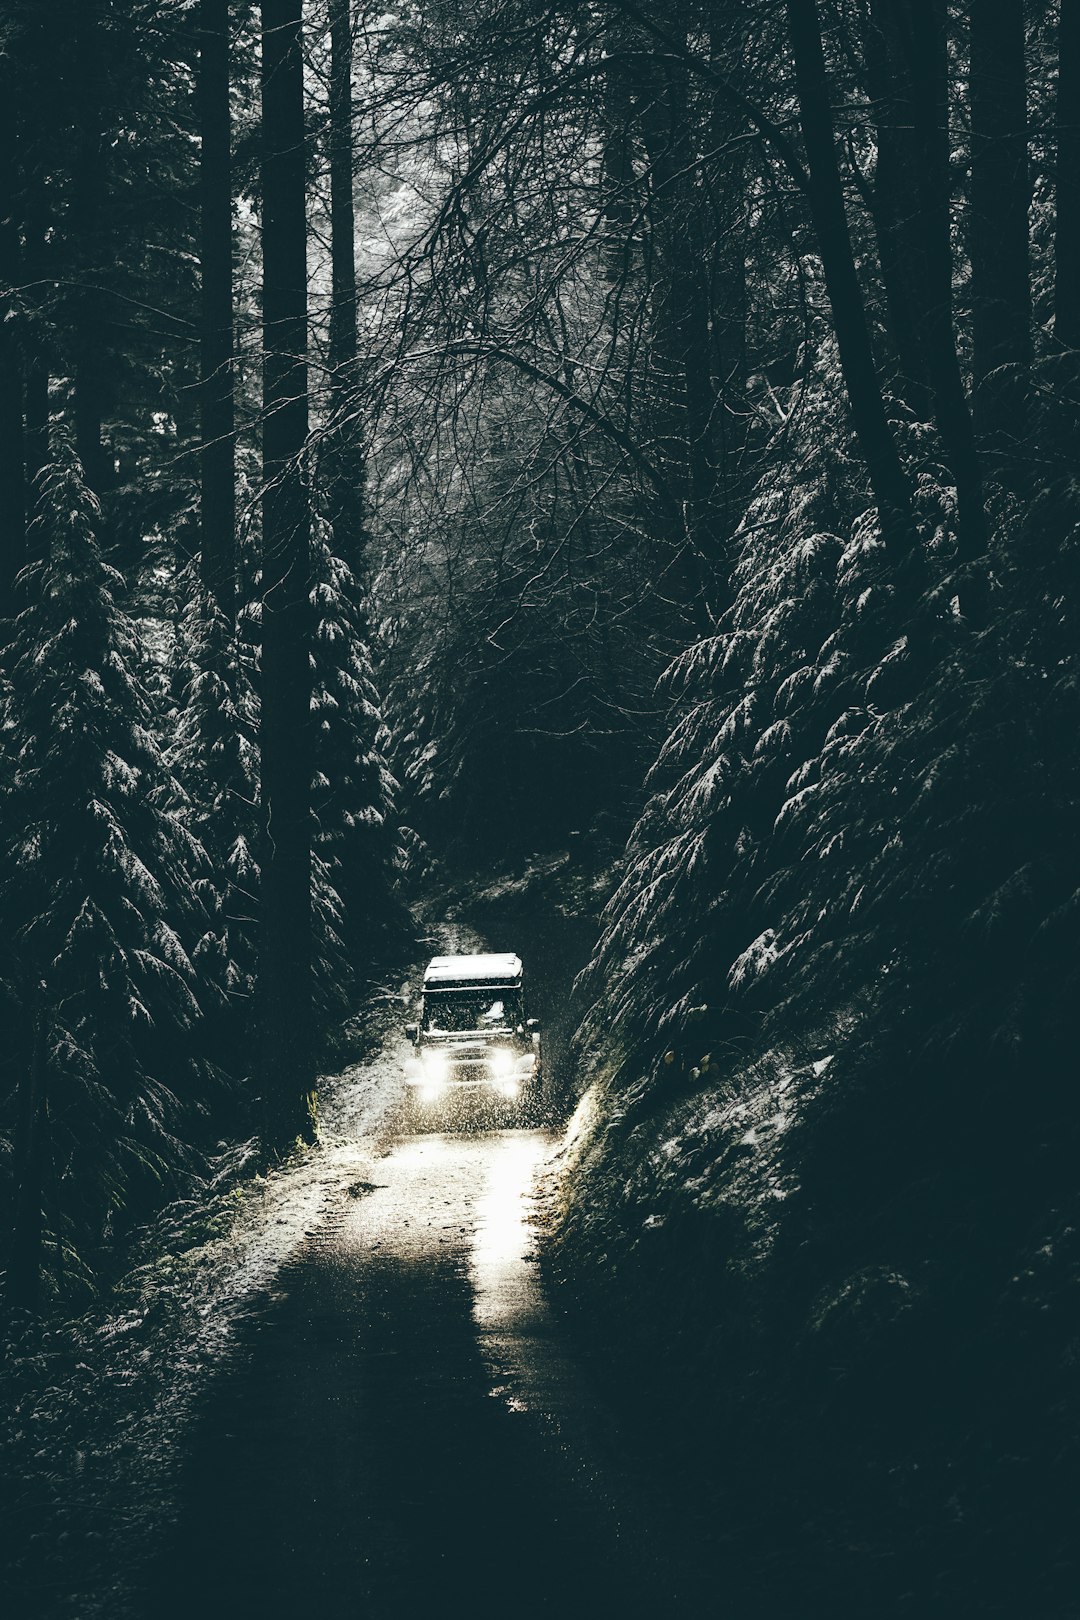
xmin=173 ymin=574 xmax=261 ymax=1056
xmin=310 ymin=517 xmax=400 ymax=987
xmin=313 ymin=0 xmax=402 ymax=982
xmin=260 ymin=0 xmax=314 ymax=1147
xmin=198 ymin=0 xmax=237 ymax=627
xmin=3 ymin=437 xmax=218 ymax=1293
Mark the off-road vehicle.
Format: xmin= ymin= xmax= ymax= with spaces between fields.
xmin=404 ymin=952 xmax=541 ymax=1118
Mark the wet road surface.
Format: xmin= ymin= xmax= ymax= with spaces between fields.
xmin=146 ymin=1125 xmax=709 ymax=1620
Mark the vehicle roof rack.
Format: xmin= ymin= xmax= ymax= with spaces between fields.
xmin=423 ymin=952 xmax=522 ymax=987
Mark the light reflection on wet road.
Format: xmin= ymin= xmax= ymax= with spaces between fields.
xmin=148 ymin=1125 xmax=705 ymax=1620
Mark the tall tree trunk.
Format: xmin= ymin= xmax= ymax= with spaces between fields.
xmin=260 ymin=0 xmax=315 ymax=1148
xmin=864 ymin=0 xmax=987 ymax=594
xmin=866 ymin=174 xmax=932 ymax=423
xmin=1055 ymin=0 xmax=1080 ymax=367
xmin=786 ymin=0 xmax=912 ymax=545
xmin=326 ymin=0 xmax=365 ymax=567
xmin=199 ymin=0 xmax=236 ymax=624
xmin=970 ymin=0 xmax=1031 ymax=460
xmin=328 ymin=0 xmax=357 ymax=389
xmin=638 ymin=42 xmax=727 ymax=623
xmin=0 ymin=50 xmax=26 ymax=616
xmin=707 ymin=11 xmax=750 ymax=598
xmin=71 ymin=1 xmax=111 ymax=499
xmin=861 ymin=0 xmax=935 ymax=422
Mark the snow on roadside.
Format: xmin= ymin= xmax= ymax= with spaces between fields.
xmin=1 ymin=1016 xmax=411 ymax=1619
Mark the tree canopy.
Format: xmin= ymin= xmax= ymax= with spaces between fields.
xmin=0 ymin=0 xmax=1077 ymax=1378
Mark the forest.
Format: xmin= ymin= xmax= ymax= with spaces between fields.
xmin=1 ymin=0 xmax=1079 ymax=1616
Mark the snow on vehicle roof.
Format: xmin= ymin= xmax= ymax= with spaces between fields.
xmin=423 ymin=953 xmax=522 ymax=986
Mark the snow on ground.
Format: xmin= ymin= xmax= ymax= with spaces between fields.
xmin=1 ymin=1005 xmax=413 ymax=1619
xmin=1 ymin=914 xmax=543 ymax=1617
xmin=551 ymin=1032 xmax=844 ymax=1293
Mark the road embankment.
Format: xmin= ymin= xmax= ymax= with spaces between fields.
xmin=547 ymin=1011 xmax=1080 ymax=1620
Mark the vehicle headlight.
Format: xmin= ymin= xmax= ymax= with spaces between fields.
xmin=422 ymin=1050 xmax=449 ymax=1082
xmin=489 ymin=1047 xmax=514 ymax=1077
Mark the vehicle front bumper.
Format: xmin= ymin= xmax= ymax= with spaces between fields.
xmin=405 ymin=1048 xmax=536 ymax=1098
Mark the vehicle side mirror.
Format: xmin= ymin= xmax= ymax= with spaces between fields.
xmin=405 ymin=1023 xmax=418 ymax=1044
xmin=526 ymin=1018 xmax=539 ymax=1031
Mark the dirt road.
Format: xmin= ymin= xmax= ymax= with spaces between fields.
xmin=144 ymin=1120 xmax=708 ymax=1620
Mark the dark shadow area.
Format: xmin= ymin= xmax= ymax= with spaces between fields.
xmin=142 ymin=1197 xmax=705 ymax=1620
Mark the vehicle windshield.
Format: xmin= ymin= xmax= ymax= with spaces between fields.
xmin=424 ymin=990 xmax=521 ymax=1034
